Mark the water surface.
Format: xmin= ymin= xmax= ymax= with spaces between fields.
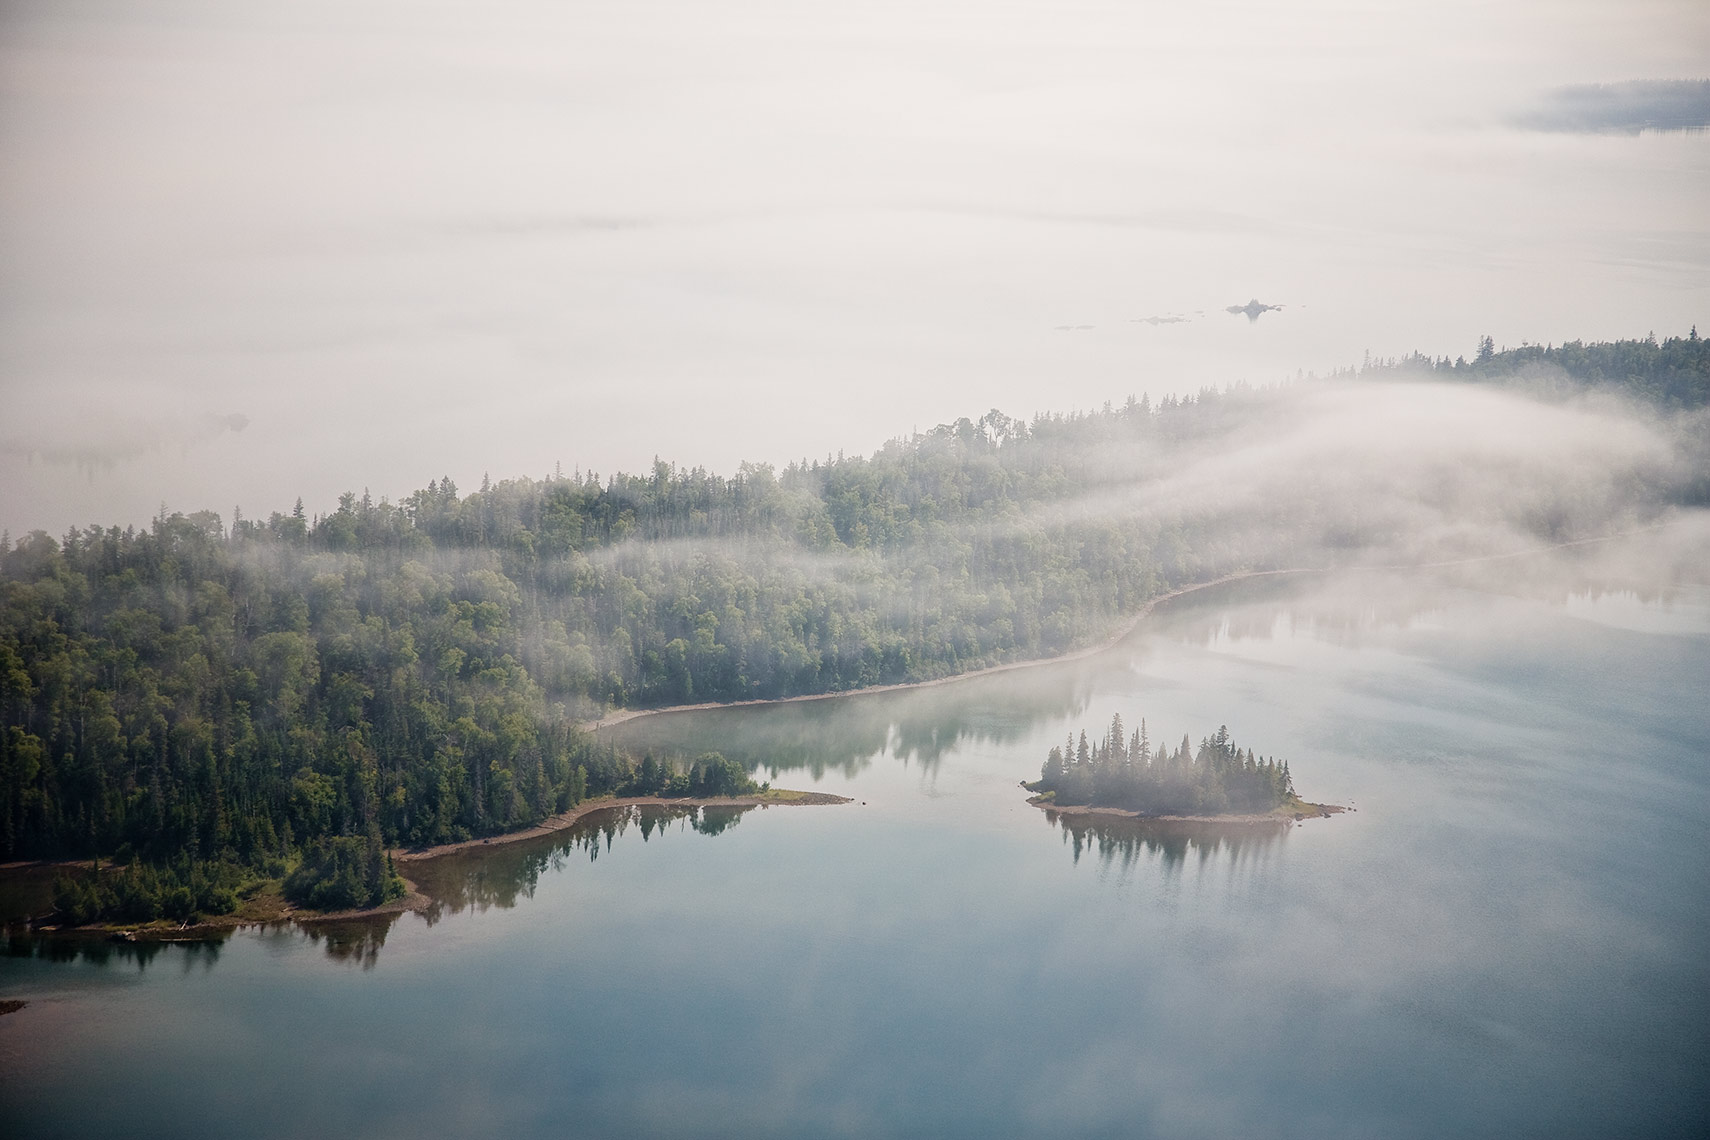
xmin=3 ymin=565 xmax=1707 ymax=1138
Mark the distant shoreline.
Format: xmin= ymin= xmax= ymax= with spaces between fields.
xmin=585 ymin=568 xmax=1321 ymax=732
xmin=586 ymin=527 xmax=1658 ymax=734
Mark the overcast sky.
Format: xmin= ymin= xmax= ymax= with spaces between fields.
xmin=2 ymin=0 xmax=1706 ymax=535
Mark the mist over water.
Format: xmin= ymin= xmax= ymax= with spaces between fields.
xmin=4 ymin=539 xmax=1707 ymax=1138
xmin=2 ymin=5 xmax=1708 ymax=1134
xmin=2 ymin=0 xmax=1707 ymax=535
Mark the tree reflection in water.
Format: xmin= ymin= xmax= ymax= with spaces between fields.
xmin=0 ymin=805 xmax=757 ymax=972
xmin=3 ymin=929 xmax=224 ymax=971
xmin=605 ymin=661 xmax=1095 ymax=780
xmin=1044 ymin=809 xmax=1289 ymax=873
xmin=405 ymin=803 xmax=754 ymax=926
xmin=295 ymin=915 xmax=398 ymax=970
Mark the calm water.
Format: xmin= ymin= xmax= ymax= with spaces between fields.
xmin=3 ymin=565 xmax=1708 ymax=1138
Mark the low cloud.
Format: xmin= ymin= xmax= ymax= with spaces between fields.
xmin=1513 ymin=80 xmax=1710 ymax=135
xmin=1 ymin=411 xmax=250 ymax=474
xmin=1012 ymin=377 xmax=1691 ymax=575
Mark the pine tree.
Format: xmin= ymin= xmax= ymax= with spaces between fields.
xmin=1042 ymin=746 xmax=1065 ymax=783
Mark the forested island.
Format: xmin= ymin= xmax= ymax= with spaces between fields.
xmin=1024 ymin=714 xmax=1338 ymax=820
xmin=0 ymin=332 xmax=1701 ymax=925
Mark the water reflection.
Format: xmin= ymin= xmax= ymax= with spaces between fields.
xmin=405 ymin=803 xmax=754 ymax=924
xmin=4 ymin=553 xmax=1707 ymax=1139
xmin=3 ymin=928 xmax=225 ymax=971
xmin=599 ymin=572 xmax=1454 ymax=784
xmin=1044 ymin=808 xmax=1288 ymax=873
xmin=605 ymin=657 xmax=1095 ymax=777
xmin=0 ymin=911 xmax=398 ymax=972
xmin=0 ymin=806 xmax=756 ymax=973
xmin=599 ymin=570 xmax=1521 ymax=781
xmin=1154 ymin=567 xmax=1709 ymax=651
xmin=295 ymin=915 xmax=398 ymax=970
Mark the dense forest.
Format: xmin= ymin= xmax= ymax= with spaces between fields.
xmin=1359 ymin=327 xmax=1710 ymax=411
xmin=1028 ymin=715 xmax=1296 ymax=815
xmin=2 ymin=332 xmax=1703 ymax=919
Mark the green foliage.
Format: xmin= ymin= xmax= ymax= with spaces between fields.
xmin=0 ymin=400 xmax=1203 ymax=881
xmin=283 ymin=830 xmax=403 ymax=911
xmin=0 ymin=509 xmax=630 ymax=882
xmin=52 ymin=858 xmax=243 ymax=925
xmin=1363 ymin=329 xmax=1710 ymax=410
xmin=616 ymin=751 xmax=757 ymax=798
xmin=1029 ymin=714 xmax=1295 ymax=816
xmin=1 ymin=340 xmax=1696 ymax=903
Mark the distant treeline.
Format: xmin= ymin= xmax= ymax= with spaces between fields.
xmin=1357 ymin=329 xmax=1710 ymax=410
xmin=1 ymin=331 xmax=1700 ymax=916
xmin=1028 ymin=715 xmax=1295 ymax=815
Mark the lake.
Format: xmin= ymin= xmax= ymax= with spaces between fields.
xmin=3 ymin=558 xmax=1707 ymax=1138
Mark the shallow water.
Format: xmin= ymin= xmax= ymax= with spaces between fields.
xmin=3 ymin=566 xmax=1707 ymax=1139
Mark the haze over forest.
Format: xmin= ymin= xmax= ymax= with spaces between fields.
xmin=3 ymin=334 xmax=1707 ymax=900
xmin=3 ymin=0 xmax=1709 ymax=913
xmin=4 ymin=3 xmax=1710 ymax=1137
xmin=2 ymin=0 xmax=1708 ymax=538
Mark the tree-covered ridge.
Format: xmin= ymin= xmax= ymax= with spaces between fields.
xmin=7 ymin=389 xmax=1332 ymax=875
xmin=0 ymin=331 xmax=1698 ymax=913
xmin=1027 ymin=714 xmax=1297 ymax=816
xmin=1360 ymin=329 xmax=1710 ymax=410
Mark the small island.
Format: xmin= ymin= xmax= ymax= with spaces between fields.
xmin=1024 ymin=714 xmax=1343 ymax=822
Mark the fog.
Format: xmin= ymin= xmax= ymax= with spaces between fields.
xmin=1040 ymin=377 xmax=1694 ymax=566
xmin=592 ymin=376 xmax=1710 ymax=676
xmin=2 ymin=0 xmax=1707 ymax=537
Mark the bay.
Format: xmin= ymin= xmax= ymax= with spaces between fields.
xmin=3 ymin=564 xmax=1707 ymax=1139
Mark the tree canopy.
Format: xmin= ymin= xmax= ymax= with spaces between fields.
xmin=3 ymin=332 xmax=1700 ymax=916
xmin=1028 ymin=714 xmax=1297 ymax=816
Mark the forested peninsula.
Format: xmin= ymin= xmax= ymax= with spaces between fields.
xmin=1 ymin=332 xmax=1703 ymax=923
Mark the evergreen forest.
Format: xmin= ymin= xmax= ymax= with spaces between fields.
xmin=1028 ymin=714 xmax=1297 ymax=816
xmin=2 ymin=332 xmax=1704 ymax=920
xmin=1363 ymin=327 xmax=1710 ymax=411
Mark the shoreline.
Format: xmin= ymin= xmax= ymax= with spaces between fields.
xmin=391 ymin=789 xmax=852 ymax=862
xmin=1033 ymin=797 xmax=1347 ymax=825
xmin=585 ymin=568 xmax=1323 ymax=732
xmin=585 ymin=526 xmax=1661 ymax=733
xmin=4 ymin=791 xmax=852 ymax=940
xmin=1 ymin=527 xmax=1646 ymax=943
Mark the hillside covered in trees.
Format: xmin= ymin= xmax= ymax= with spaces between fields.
xmin=1 ymin=332 xmax=1703 ymax=917
xmin=1027 ymin=714 xmax=1297 ymax=816
xmin=1360 ymin=328 xmax=1710 ymax=411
